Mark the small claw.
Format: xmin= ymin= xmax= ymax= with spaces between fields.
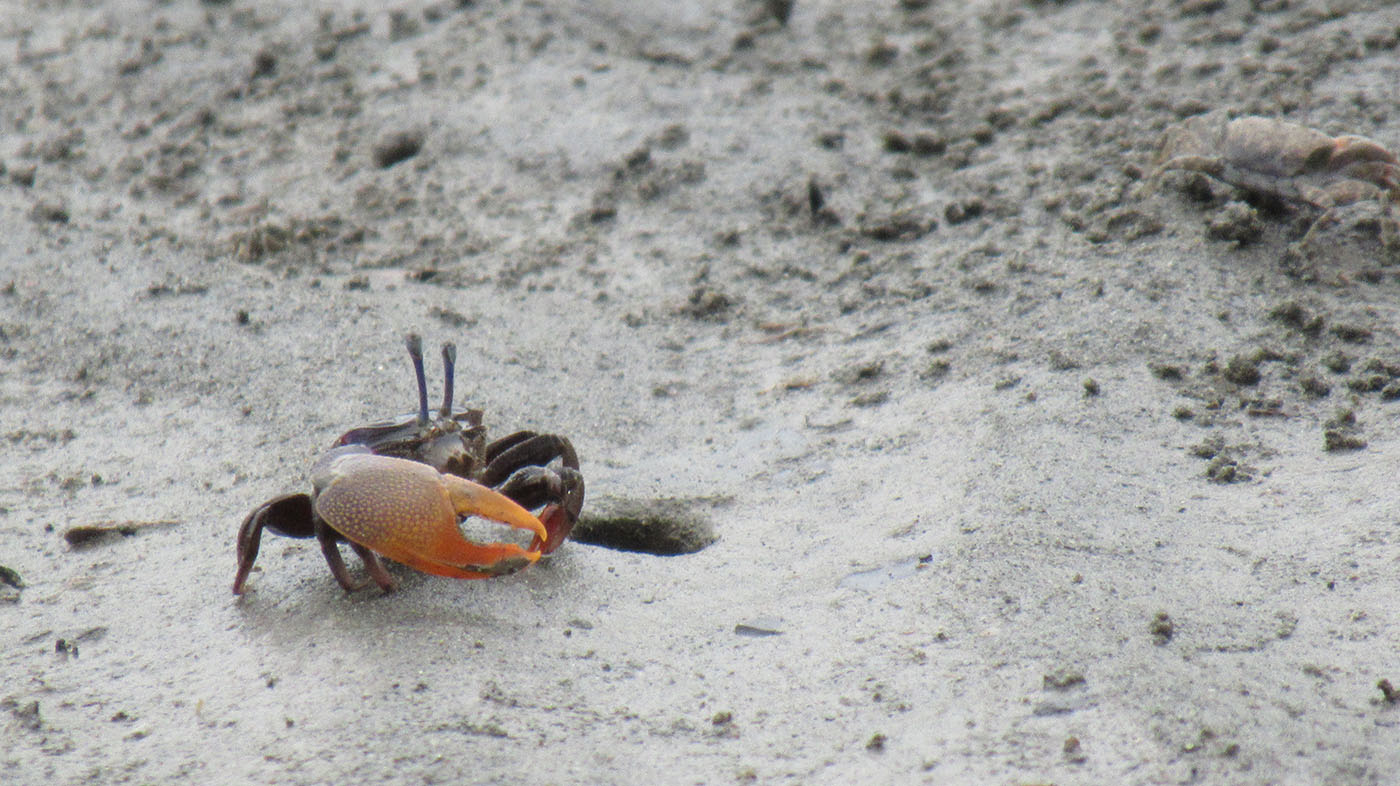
xmin=313 ymin=453 xmax=547 ymax=579
xmin=532 ymin=504 xmax=576 ymax=555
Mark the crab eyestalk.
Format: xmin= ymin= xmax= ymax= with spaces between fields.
xmin=440 ymin=342 xmax=457 ymax=417
xmin=405 ymin=333 xmax=430 ymax=427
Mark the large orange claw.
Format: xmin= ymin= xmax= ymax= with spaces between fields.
xmin=313 ymin=450 xmax=547 ymax=583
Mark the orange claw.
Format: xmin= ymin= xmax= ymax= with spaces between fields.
xmin=313 ymin=452 xmax=547 ymax=579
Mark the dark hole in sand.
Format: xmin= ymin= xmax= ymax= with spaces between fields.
xmin=570 ymin=497 xmax=718 ymax=556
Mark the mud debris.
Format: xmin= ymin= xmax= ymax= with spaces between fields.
xmin=1378 ymin=679 xmax=1399 ymax=706
xmin=733 ymin=618 xmax=784 ymax=637
xmin=1322 ymin=410 xmax=1367 ymax=452
xmin=1221 ymin=355 xmax=1261 ymax=386
xmin=1043 ymin=668 xmax=1087 ymax=691
xmin=0 ymin=565 xmax=20 ymax=604
xmin=0 ymin=565 xmax=22 ymax=590
xmin=372 ymin=130 xmax=424 ymax=169
xmin=1150 ymin=612 xmax=1175 ymax=645
xmin=4 ymin=699 xmax=42 ymax=732
xmin=63 ymin=520 xmax=180 ymax=549
xmin=1205 ymin=201 xmax=1263 ymax=245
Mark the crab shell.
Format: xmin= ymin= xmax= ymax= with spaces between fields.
xmin=1156 ymin=114 xmax=1400 ymax=210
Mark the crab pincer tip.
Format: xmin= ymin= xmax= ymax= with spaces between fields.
xmin=443 ymin=475 xmax=550 ymax=545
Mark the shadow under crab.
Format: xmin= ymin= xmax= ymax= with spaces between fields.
xmin=233 ymin=335 xmax=584 ymax=594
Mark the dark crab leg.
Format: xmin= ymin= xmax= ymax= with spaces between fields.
xmin=316 ymin=523 xmax=369 ymax=593
xmin=481 ymin=433 xmax=579 ymax=487
xmin=349 ymin=542 xmax=398 ymax=591
xmin=313 ymin=527 xmax=397 ymax=593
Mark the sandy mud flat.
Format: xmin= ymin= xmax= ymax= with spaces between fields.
xmin=3 ymin=1 xmax=1400 ymax=783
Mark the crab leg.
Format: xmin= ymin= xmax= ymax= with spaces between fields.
xmin=316 ymin=525 xmax=373 ymax=592
xmin=233 ymin=492 xmax=315 ymax=594
xmin=312 ymin=452 xmax=547 ymax=583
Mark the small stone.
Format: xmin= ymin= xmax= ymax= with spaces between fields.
xmin=881 ymin=131 xmax=911 ymax=153
xmin=30 ymin=200 xmax=69 ymax=223
xmin=765 ymin=0 xmax=794 ymax=25
xmin=250 ymin=49 xmax=277 ymax=79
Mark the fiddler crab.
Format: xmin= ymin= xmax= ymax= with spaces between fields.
xmin=1154 ymin=112 xmax=1399 ymax=246
xmin=233 ymin=334 xmax=584 ymax=594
